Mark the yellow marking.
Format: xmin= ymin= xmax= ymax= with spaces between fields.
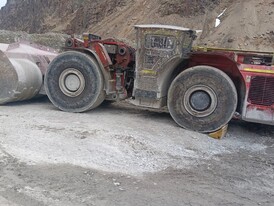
xmin=141 ymin=70 xmax=157 ymax=75
xmin=209 ymin=125 xmax=228 ymax=139
xmin=243 ymin=68 xmax=274 ymax=74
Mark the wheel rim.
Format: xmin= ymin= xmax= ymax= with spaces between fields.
xmin=184 ymin=85 xmax=217 ymax=117
xmin=59 ymin=68 xmax=86 ymax=97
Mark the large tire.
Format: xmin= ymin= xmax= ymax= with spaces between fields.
xmin=44 ymin=51 xmax=105 ymax=112
xmin=168 ymin=66 xmax=237 ymax=133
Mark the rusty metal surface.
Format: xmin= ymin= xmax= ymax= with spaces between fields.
xmin=0 ymin=41 xmax=57 ymax=104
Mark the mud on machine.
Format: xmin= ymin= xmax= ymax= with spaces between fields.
xmin=1 ymin=25 xmax=274 ymax=138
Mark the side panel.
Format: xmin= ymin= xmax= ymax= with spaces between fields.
xmin=240 ymin=65 xmax=274 ymax=125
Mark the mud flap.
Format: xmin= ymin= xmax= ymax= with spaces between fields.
xmin=208 ymin=124 xmax=228 ymax=139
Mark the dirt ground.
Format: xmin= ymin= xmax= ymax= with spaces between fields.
xmin=0 ymin=97 xmax=274 ymax=206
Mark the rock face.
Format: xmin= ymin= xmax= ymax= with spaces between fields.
xmin=0 ymin=0 xmax=220 ymax=34
xmin=0 ymin=0 xmax=223 ymax=44
xmin=158 ymin=0 xmax=221 ymax=17
xmin=199 ymin=0 xmax=274 ymax=51
xmin=0 ymin=0 xmax=128 ymax=33
xmin=0 ymin=0 xmax=274 ymax=51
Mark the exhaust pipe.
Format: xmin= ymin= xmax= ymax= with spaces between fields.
xmin=0 ymin=42 xmax=57 ymax=104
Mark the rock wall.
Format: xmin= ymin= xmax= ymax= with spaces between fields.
xmin=0 ymin=0 xmax=128 ymax=33
xmin=0 ymin=0 xmax=222 ymax=34
xmin=158 ymin=0 xmax=221 ymax=17
xmin=0 ymin=0 xmax=273 ymax=51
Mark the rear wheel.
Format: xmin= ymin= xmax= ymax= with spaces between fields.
xmin=44 ymin=51 xmax=105 ymax=112
xmin=168 ymin=66 xmax=237 ymax=133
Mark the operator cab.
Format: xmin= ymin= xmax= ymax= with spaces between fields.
xmin=133 ymin=24 xmax=196 ymax=108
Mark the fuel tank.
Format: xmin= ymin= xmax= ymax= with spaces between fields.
xmin=0 ymin=42 xmax=57 ymax=104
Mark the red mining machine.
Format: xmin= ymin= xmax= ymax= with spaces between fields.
xmin=1 ymin=25 xmax=274 ymax=138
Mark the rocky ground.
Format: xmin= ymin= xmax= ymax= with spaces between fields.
xmin=0 ymin=98 xmax=273 ymax=205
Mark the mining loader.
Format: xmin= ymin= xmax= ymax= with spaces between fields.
xmin=1 ymin=25 xmax=274 ymax=137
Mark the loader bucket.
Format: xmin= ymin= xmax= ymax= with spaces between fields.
xmin=0 ymin=50 xmax=42 ymax=104
xmin=0 ymin=42 xmax=57 ymax=104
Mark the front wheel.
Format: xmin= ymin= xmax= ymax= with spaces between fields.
xmin=168 ymin=66 xmax=237 ymax=133
xmin=44 ymin=51 xmax=105 ymax=113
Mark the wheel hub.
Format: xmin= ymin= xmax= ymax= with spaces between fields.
xmin=190 ymin=91 xmax=211 ymax=111
xmin=184 ymin=85 xmax=217 ymax=117
xmin=59 ymin=68 xmax=85 ymax=97
xmin=64 ymin=74 xmax=81 ymax=92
